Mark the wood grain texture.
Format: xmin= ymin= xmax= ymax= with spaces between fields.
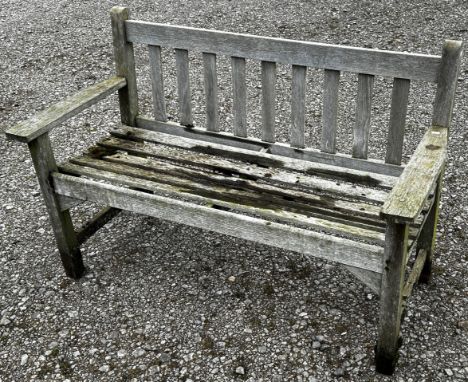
xmin=261 ymin=61 xmax=277 ymax=142
xmin=321 ymin=69 xmax=340 ymax=154
xmin=5 ymin=76 xmax=126 ymax=143
xmin=385 ymin=78 xmax=410 ymax=165
xmin=52 ymin=172 xmax=384 ymax=273
xmin=110 ymin=126 xmax=390 ymax=202
xmin=203 ymin=53 xmax=219 ymax=131
xmin=402 ymin=249 xmax=427 ymax=299
xmin=111 ymin=7 xmax=138 ymax=126
xmin=416 ymin=173 xmax=443 ymax=283
xmin=432 ymin=40 xmax=464 ymax=128
xmin=175 ymin=49 xmax=193 ymax=126
xmin=290 ymin=65 xmax=307 ymax=148
xmin=231 ymin=57 xmax=247 ymax=137
xmin=61 ymin=158 xmax=387 ymax=245
xmin=27 ymin=133 xmax=84 ymax=279
xmin=353 ymin=73 xmax=374 ymax=159
xmin=381 ymin=126 xmax=447 ymax=222
xmin=125 ymin=20 xmax=441 ymax=81
xmin=148 ymin=45 xmax=167 ymax=121
xmin=136 ymin=117 xmax=404 ymax=177
xmin=57 ymin=195 xmax=83 ymax=211
xmin=376 ymin=221 xmax=408 ymax=374
xmin=64 ymin=154 xmax=384 ymax=225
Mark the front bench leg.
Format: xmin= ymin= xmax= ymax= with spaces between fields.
xmin=375 ymin=221 xmax=408 ymax=374
xmin=28 ymin=133 xmax=85 ymax=279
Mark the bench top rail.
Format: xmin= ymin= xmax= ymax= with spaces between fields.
xmin=125 ymin=20 xmax=441 ymax=82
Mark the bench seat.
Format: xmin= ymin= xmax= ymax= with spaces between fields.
xmin=52 ymin=125 xmax=430 ymax=292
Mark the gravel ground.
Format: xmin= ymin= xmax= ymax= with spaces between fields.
xmin=1 ymin=0 xmax=467 ymax=381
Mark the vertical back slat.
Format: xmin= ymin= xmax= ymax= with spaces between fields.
xmin=290 ymin=65 xmax=307 ymax=148
xmin=203 ymin=53 xmax=219 ymax=131
xmin=385 ymin=78 xmax=410 ymax=165
xmin=321 ymin=69 xmax=340 ymax=153
xmin=353 ymin=73 xmax=374 ymax=159
xmin=432 ymin=40 xmax=464 ymax=129
xmin=261 ymin=61 xmax=277 ymax=142
xmin=231 ymin=57 xmax=247 ymax=137
xmin=110 ymin=7 xmax=139 ymax=126
xmin=175 ymin=49 xmax=193 ymax=127
xmin=148 ymin=45 xmax=167 ymax=122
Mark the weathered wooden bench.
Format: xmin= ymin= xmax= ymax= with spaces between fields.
xmin=5 ymin=6 xmax=463 ymax=374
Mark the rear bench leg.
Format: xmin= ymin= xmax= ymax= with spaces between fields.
xmin=375 ymin=221 xmax=408 ymax=374
xmin=28 ymin=133 xmax=85 ymax=279
xmin=417 ymin=173 xmax=443 ymax=284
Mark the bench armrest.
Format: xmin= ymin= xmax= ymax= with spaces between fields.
xmin=380 ymin=126 xmax=448 ymax=223
xmin=5 ymin=76 xmax=126 ymax=143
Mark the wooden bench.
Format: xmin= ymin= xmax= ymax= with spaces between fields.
xmin=5 ymin=7 xmax=463 ymax=374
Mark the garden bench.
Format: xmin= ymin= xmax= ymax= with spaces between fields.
xmin=5 ymin=7 xmax=463 ymax=374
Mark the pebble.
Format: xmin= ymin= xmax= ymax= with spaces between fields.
xmin=235 ymin=366 xmax=245 ymax=375
xmin=227 ymin=276 xmax=236 ymax=283
xmin=258 ymin=346 xmax=268 ymax=353
xmin=445 ymin=369 xmax=453 ymax=376
xmin=117 ymin=349 xmax=127 ymax=358
xmin=20 ymin=354 xmax=28 ymax=366
xmin=99 ymin=365 xmax=110 ymax=372
xmin=312 ymin=341 xmax=321 ymax=349
xmin=132 ymin=348 xmax=146 ymax=358
xmin=159 ymin=352 xmax=171 ymax=363
xmin=334 ymin=368 xmax=345 ymax=377
xmin=0 ymin=317 xmax=11 ymax=326
xmin=355 ymin=353 xmax=366 ymax=362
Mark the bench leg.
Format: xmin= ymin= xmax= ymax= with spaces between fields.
xmin=28 ymin=133 xmax=85 ymax=279
xmin=417 ymin=174 xmax=443 ymax=284
xmin=375 ymin=221 xmax=408 ymax=375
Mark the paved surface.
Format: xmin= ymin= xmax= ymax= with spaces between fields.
xmin=0 ymin=1 xmax=467 ymax=380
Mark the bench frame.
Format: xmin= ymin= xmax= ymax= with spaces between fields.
xmin=5 ymin=7 xmax=463 ymax=375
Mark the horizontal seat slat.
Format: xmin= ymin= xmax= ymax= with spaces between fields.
xmin=71 ymin=152 xmax=385 ymax=226
xmin=52 ymin=172 xmax=385 ymax=273
xmin=59 ymin=160 xmax=386 ymax=245
xmin=136 ymin=117 xmax=404 ymax=177
xmin=125 ymin=21 xmax=440 ymax=81
xmin=109 ymin=126 xmax=391 ymax=202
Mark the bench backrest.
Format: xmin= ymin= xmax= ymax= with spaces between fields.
xmin=110 ymin=7 xmax=463 ymax=175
